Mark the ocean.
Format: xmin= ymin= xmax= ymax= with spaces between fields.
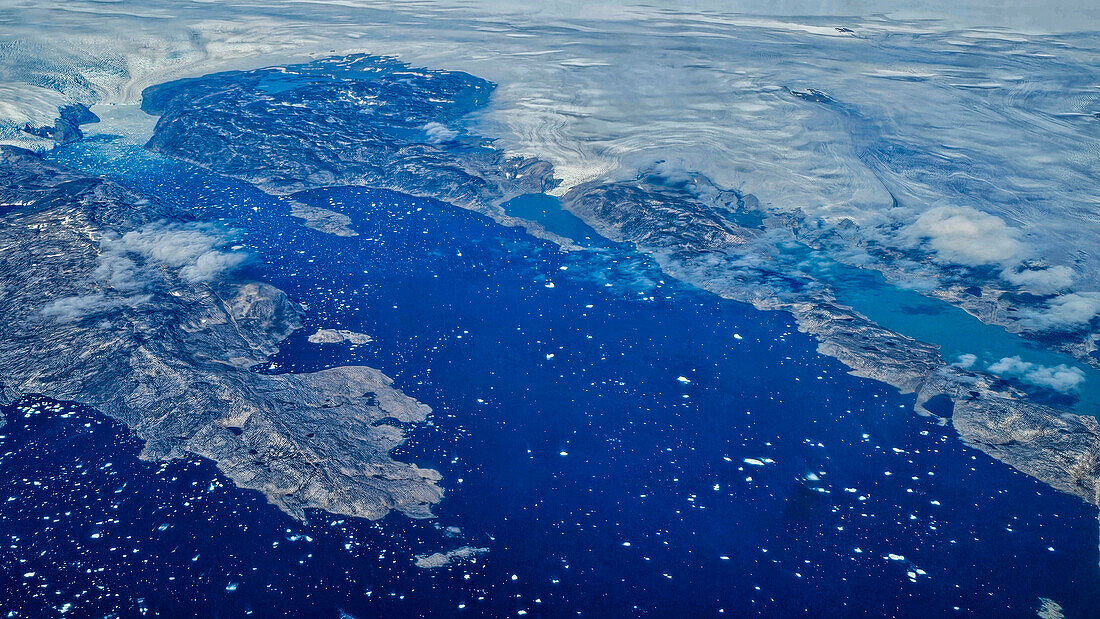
xmin=2 ymin=135 xmax=1093 ymax=616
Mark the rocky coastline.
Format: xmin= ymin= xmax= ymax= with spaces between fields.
xmin=0 ymin=147 xmax=443 ymax=522
xmin=134 ymin=54 xmax=1100 ymax=509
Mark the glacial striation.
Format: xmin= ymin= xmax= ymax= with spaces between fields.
xmin=0 ymin=146 xmax=442 ymax=522
xmin=136 ymin=55 xmax=1100 ymax=508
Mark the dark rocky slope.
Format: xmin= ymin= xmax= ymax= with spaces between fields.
xmin=0 ymin=147 xmax=442 ymax=522
xmin=141 ymin=55 xmax=557 ymax=206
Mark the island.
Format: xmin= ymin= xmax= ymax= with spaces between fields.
xmin=309 ymin=328 xmax=373 ymax=345
xmin=414 ymin=546 xmax=489 ymax=569
xmin=290 ymin=201 xmax=358 ymax=237
xmin=0 ymin=147 xmax=442 ymax=522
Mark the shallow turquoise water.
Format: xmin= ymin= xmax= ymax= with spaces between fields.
xmin=501 ymin=193 xmax=608 ymax=248
xmin=815 ymin=255 xmax=1100 ymax=415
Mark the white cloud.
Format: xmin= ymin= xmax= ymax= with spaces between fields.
xmin=100 ymin=221 xmax=247 ymax=286
xmin=41 ymin=293 xmax=151 ymax=322
xmin=987 ymin=356 xmax=1085 ymax=392
xmin=1001 ymin=264 xmax=1075 ymax=295
xmin=1018 ymin=292 xmax=1100 ymax=331
xmin=898 ymin=208 xmax=1084 ymax=296
xmin=42 ymin=222 xmax=245 ymax=321
xmin=41 ymin=294 xmax=118 ymax=321
xmin=181 ymin=250 xmax=247 ymax=282
xmin=901 ymin=206 xmax=1023 ymax=267
xmin=952 ymin=353 xmax=977 ymax=368
xmin=422 ymin=122 xmax=458 ymax=144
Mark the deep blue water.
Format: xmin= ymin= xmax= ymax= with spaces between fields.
xmin=7 ymin=137 xmax=1096 ymax=616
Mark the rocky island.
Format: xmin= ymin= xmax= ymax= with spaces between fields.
xmin=290 ymin=201 xmax=358 ymax=237
xmin=309 ymin=328 xmax=373 ymax=345
xmin=414 ymin=546 xmax=489 ymax=569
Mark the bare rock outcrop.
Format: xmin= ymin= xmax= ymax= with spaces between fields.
xmin=0 ymin=146 xmax=442 ymax=522
xmin=308 ymin=328 xmax=373 ymax=345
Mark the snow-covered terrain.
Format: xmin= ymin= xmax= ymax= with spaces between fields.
xmin=3 ymin=0 xmax=1099 ymax=328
